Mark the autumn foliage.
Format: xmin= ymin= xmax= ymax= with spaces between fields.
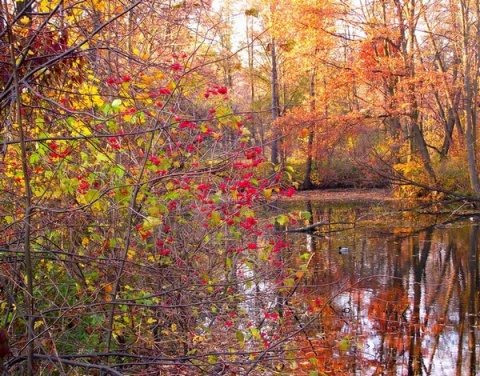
xmin=2 ymin=0 xmax=480 ymax=374
xmin=0 ymin=1 xmax=304 ymax=375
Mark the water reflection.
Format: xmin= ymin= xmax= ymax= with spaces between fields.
xmin=285 ymin=200 xmax=480 ymax=375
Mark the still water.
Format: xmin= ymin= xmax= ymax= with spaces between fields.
xmin=282 ymin=198 xmax=480 ymax=375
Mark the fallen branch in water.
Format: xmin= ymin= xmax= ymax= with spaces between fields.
xmin=283 ymin=221 xmax=327 ymax=233
xmin=283 ymin=221 xmax=356 ymax=235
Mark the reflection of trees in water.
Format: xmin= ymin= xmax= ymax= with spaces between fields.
xmin=466 ymin=225 xmax=478 ymax=376
xmin=286 ymin=202 xmax=480 ymax=375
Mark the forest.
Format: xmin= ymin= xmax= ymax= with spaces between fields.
xmin=0 ymin=0 xmax=479 ymax=375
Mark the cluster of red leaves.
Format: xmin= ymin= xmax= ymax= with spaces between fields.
xmin=48 ymin=141 xmax=72 ymax=160
xmin=204 ymin=85 xmax=228 ymax=98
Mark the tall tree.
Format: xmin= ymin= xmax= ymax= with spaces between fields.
xmin=459 ymin=0 xmax=480 ymax=194
xmin=270 ymin=36 xmax=281 ymax=164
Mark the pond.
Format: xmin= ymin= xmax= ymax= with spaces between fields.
xmin=280 ymin=195 xmax=480 ymax=375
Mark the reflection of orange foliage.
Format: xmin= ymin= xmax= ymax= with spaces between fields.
xmin=369 ymin=286 xmax=408 ymax=332
xmin=295 ymin=341 xmax=334 ymax=374
xmin=383 ymin=332 xmax=406 ymax=354
xmin=429 ymin=322 xmax=444 ymax=336
xmin=293 ymin=285 xmax=411 ymax=374
xmin=292 ymin=299 xmax=354 ymax=374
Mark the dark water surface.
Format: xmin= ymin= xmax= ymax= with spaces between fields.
xmin=282 ymin=198 xmax=480 ymax=375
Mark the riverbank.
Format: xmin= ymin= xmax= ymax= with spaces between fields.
xmin=285 ymin=188 xmax=395 ymax=202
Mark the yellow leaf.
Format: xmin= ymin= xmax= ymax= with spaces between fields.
xmin=91 ymin=200 xmax=103 ymax=212
xmin=210 ymin=210 xmax=221 ymax=225
xmin=39 ymin=0 xmax=52 ymax=12
xmin=136 ymin=92 xmax=150 ymax=101
xmin=263 ymin=188 xmax=272 ymax=201
xmin=140 ymin=74 xmax=154 ymax=85
xmin=92 ymin=0 xmax=106 ymax=11
xmin=19 ymin=16 xmax=30 ymax=25
xmin=147 ymin=206 xmax=161 ymax=216
xmin=295 ymin=271 xmax=305 ymax=279
xmin=145 ymin=216 xmax=162 ymax=227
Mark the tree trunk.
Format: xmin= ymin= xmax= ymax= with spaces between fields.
xmin=302 ymin=68 xmax=316 ymax=190
xmin=460 ymin=0 xmax=480 ymax=195
xmin=400 ymin=0 xmax=436 ymax=183
xmin=303 ymin=131 xmax=315 ymax=190
xmin=270 ymin=38 xmax=280 ymax=165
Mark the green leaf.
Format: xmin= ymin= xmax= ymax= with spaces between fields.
xmin=107 ymin=119 xmax=118 ymax=132
xmin=112 ymin=98 xmax=122 ymax=108
xmin=301 ymin=211 xmax=312 ymax=220
xmin=35 ymin=117 xmax=45 ymax=129
xmin=85 ymin=189 xmax=100 ymax=202
xmin=95 ymin=153 xmax=110 ymax=162
xmin=103 ymin=104 xmax=112 ymax=115
xmin=111 ymin=165 xmax=125 ymax=177
xmin=164 ymin=191 xmax=179 ymax=200
xmin=338 ymin=336 xmax=350 ymax=351
xmin=29 ymin=152 xmax=40 ymax=164
xmin=276 ymin=214 xmax=289 ymax=226
xmin=235 ymin=330 xmax=244 ymax=342
xmin=157 ymin=203 xmax=169 ymax=214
